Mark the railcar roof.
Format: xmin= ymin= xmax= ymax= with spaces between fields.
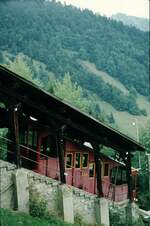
xmin=0 ymin=65 xmax=146 ymax=153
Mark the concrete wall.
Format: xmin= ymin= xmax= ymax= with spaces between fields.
xmin=0 ymin=159 xmax=139 ymax=226
xmin=1 ymin=160 xmax=110 ymax=225
xmin=28 ymin=171 xmax=62 ymax=216
xmin=0 ymin=160 xmax=16 ymax=209
xmin=72 ymin=186 xmax=98 ymax=225
xmin=27 ymin=170 xmax=103 ymax=225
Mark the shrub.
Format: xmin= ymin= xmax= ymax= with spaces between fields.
xmin=29 ymin=189 xmax=47 ymax=218
xmin=138 ymin=192 xmax=150 ymax=211
xmin=0 ymin=128 xmax=8 ymax=160
xmin=109 ymin=206 xmax=144 ymax=226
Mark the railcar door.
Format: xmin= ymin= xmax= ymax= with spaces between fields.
xmin=38 ymin=133 xmax=59 ymax=179
xmin=65 ymin=152 xmax=74 ymax=185
xmin=80 ymin=152 xmax=89 ymax=191
xmin=88 ymin=162 xmax=95 ymax=193
xmin=73 ymin=152 xmax=82 ymax=188
xmin=65 ymin=152 xmax=89 ymax=189
xmin=65 ymin=151 xmax=95 ymax=193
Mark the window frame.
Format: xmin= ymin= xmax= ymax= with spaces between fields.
xmin=103 ymin=162 xmax=109 ymax=177
xmin=89 ymin=162 xmax=95 ymax=178
xmin=66 ymin=153 xmax=73 ymax=169
xmin=110 ymin=166 xmax=127 ymax=185
xmin=82 ymin=153 xmax=89 ymax=168
xmin=28 ymin=129 xmax=37 ymax=147
xmin=75 ymin=152 xmax=81 ymax=168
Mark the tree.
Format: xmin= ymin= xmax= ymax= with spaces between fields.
xmin=4 ymin=53 xmax=33 ymax=80
xmin=108 ymin=112 xmax=115 ymax=124
xmin=136 ymin=121 xmax=150 ymax=210
xmin=140 ymin=121 xmax=150 ymax=152
xmin=53 ymin=73 xmax=90 ymax=113
xmin=0 ymin=0 xmax=148 ymax=115
xmin=4 ymin=53 xmax=42 ymax=87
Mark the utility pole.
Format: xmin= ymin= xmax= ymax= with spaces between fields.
xmin=132 ymin=118 xmax=141 ymax=169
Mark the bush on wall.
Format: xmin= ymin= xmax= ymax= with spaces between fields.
xmin=29 ymin=188 xmax=47 ymax=218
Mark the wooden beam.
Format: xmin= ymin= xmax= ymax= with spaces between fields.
xmin=56 ymin=125 xmax=66 ymax=184
xmin=126 ymin=152 xmax=132 ymax=201
xmin=92 ymin=142 xmax=103 ymax=197
xmin=8 ymin=106 xmax=21 ymax=168
xmin=126 ymin=152 xmax=133 ymax=225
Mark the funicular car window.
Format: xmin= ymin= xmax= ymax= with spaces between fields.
xmin=28 ymin=129 xmax=37 ymax=147
xmin=104 ymin=163 xmax=109 ymax=176
xmin=75 ymin=152 xmax=81 ymax=168
xmin=110 ymin=166 xmax=127 ymax=185
xmin=66 ymin=153 xmax=72 ymax=168
xmin=40 ymin=136 xmax=49 ymax=157
xmin=82 ymin=153 xmax=88 ymax=168
xmin=89 ymin=163 xmax=95 ymax=177
xmin=122 ymin=170 xmax=126 ymax=183
xmin=19 ymin=130 xmax=27 ymax=145
xmin=40 ymin=136 xmax=57 ymax=158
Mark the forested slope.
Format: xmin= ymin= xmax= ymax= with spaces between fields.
xmin=0 ymin=0 xmax=149 ymax=117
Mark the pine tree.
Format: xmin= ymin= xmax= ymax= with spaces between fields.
xmin=53 ymin=73 xmax=90 ymax=113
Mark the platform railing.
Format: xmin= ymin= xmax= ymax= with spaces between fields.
xmin=102 ymin=178 xmax=128 ymax=202
xmin=0 ymin=136 xmax=60 ymax=179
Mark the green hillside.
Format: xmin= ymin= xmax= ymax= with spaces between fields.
xmin=78 ymin=59 xmax=129 ymax=95
xmin=79 ymin=59 xmax=150 ymax=138
xmin=0 ymin=0 xmax=149 ymax=138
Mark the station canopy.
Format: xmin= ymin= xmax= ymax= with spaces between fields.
xmin=0 ymin=65 xmax=146 ymax=154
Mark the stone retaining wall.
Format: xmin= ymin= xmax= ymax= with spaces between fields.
xmin=0 ymin=160 xmax=16 ymax=209
xmin=1 ymin=159 xmax=140 ymax=226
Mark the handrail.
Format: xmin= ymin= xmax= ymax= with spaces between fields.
xmin=0 ymin=136 xmax=60 ymax=174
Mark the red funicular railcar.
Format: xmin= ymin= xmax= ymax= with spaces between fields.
xmin=18 ymin=119 xmax=137 ymax=202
